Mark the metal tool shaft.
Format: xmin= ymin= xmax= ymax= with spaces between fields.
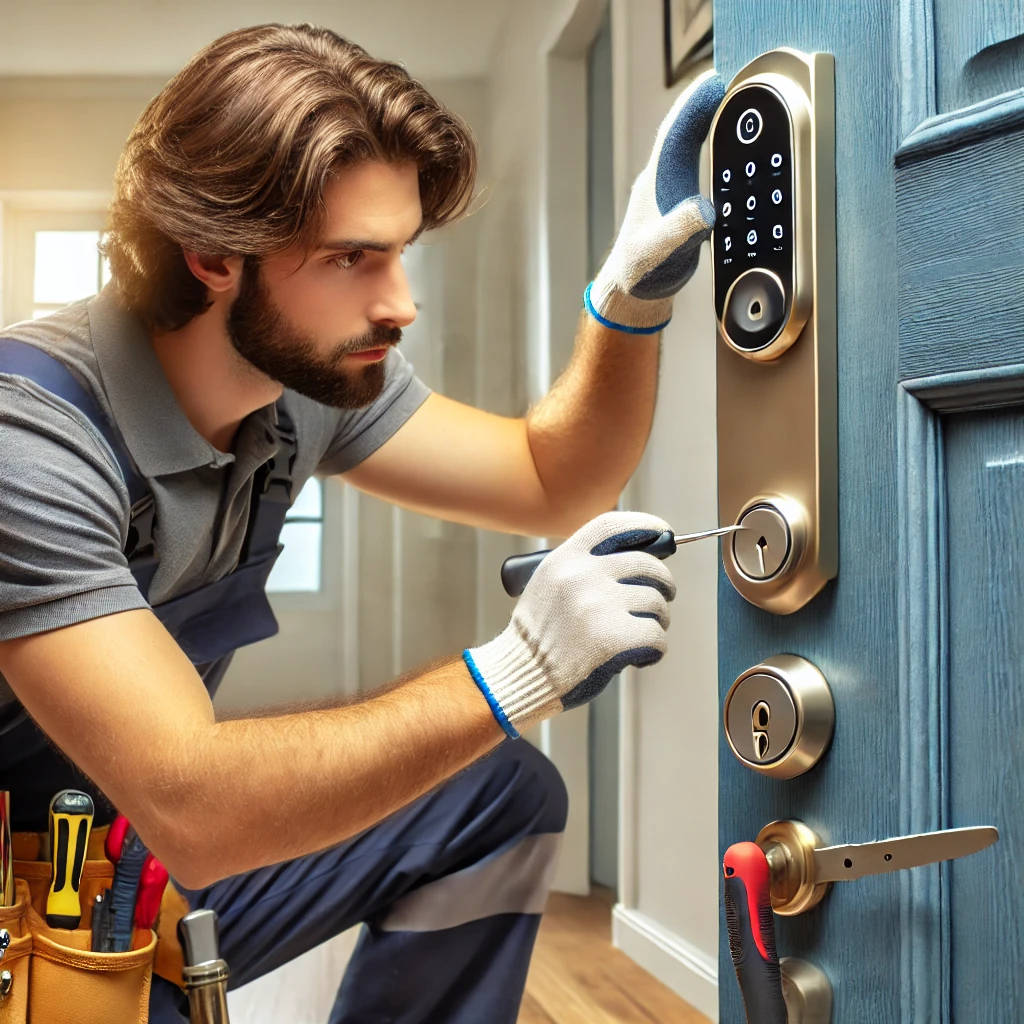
xmin=674 ymin=524 xmax=745 ymax=545
xmin=179 ymin=909 xmax=231 ymax=1024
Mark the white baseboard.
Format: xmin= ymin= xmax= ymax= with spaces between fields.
xmin=612 ymin=904 xmax=719 ymax=1023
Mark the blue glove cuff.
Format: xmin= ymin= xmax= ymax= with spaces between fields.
xmin=583 ymin=282 xmax=671 ymax=335
xmin=462 ymin=649 xmax=520 ymax=739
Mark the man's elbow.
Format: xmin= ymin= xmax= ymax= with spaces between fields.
xmin=120 ymin=764 xmax=230 ymax=890
xmin=136 ymin=805 xmax=229 ymax=890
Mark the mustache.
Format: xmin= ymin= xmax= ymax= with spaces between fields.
xmin=323 ymin=325 xmax=402 ymax=369
xmin=348 ymin=325 xmax=402 ymax=353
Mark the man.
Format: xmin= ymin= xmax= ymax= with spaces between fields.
xmin=0 ymin=23 xmax=722 ymax=1023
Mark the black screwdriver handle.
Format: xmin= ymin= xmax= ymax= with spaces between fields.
xmin=500 ymin=529 xmax=677 ymax=597
xmin=723 ymin=842 xmax=788 ymax=1024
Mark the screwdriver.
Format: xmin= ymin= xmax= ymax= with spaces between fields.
xmin=46 ymin=789 xmax=94 ymax=929
xmin=500 ymin=524 xmax=745 ymax=597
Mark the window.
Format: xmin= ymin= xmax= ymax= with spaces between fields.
xmin=2 ymin=207 xmax=110 ymax=325
xmin=267 ymin=477 xmax=323 ymax=593
xmin=32 ymin=229 xmax=110 ymax=317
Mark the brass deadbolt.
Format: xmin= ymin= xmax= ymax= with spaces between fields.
xmin=724 ymin=654 xmax=835 ymax=778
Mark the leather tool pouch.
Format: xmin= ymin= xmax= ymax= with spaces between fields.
xmin=2 ymin=829 xmax=188 ymax=1024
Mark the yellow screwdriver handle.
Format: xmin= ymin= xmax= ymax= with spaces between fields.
xmin=46 ymin=790 xmax=94 ymax=929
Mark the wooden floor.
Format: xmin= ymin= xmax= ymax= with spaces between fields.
xmin=519 ymin=888 xmax=712 ymax=1024
xmin=227 ymin=886 xmax=712 ymax=1023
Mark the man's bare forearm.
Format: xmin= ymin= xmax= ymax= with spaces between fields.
xmin=158 ymin=659 xmax=505 ymax=886
xmin=525 ymin=312 xmax=660 ymax=535
xmin=0 ymin=611 xmax=504 ymax=890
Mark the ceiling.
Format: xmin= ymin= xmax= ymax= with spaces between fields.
xmin=0 ymin=0 xmax=513 ymax=80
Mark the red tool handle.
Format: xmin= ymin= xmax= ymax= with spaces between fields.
xmin=105 ymin=814 xmax=131 ymax=863
xmin=134 ymin=854 xmax=169 ymax=930
xmin=723 ymin=842 xmax=787 ymax=1024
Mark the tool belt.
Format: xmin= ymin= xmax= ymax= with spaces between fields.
xmin=1 ymin=828 xmax=188 ymax=1024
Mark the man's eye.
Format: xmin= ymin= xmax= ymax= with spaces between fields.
xmin=332 ymin=251 xmax=363 ymax=270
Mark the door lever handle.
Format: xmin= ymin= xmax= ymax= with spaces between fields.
xmin=755 ymin=819 xmax=1000 ymax=915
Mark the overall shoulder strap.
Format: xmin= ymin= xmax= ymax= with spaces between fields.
xmin=240 ymin=399 xmax=298 ymax=565
xmin=0 ymin=338 xmax=158 ymax=587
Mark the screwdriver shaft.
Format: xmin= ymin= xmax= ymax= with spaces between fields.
xmin=673 ymin=524 xmax=745 ymax=545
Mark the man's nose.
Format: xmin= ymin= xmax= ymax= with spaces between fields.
xmin=370 ymin=260 xmax=417 ymax=328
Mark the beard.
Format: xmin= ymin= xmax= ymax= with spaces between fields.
xmin=227 ymin=260 xmax=401 ymax=408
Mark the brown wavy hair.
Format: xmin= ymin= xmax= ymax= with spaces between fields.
xmin=103 ymin=23 xmax=477 ymax=331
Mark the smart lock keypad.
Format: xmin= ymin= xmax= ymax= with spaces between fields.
xmin=712 ymin=85 xmax=794 ymax=351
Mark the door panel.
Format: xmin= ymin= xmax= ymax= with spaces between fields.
xmin=896 ymin=107 xmax=1024 ymax=379
xmin=945 ymin=408 xmax=1024 ymax=1016
xmin=934 ymin=0 xmax=1024 ymax=112
xmin=715 ymin=1 xmax=1024 ymax=1020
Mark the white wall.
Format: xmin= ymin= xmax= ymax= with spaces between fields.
xmin=469 ymin=0 xmax=609 ymax=899
xmin=610 ymin=3 xmax=720 ymax=1019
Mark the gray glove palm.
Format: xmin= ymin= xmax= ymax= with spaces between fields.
xmin=464 ymin=512 xmax=676 ymax=738
xmin=587 ymin=69 xmax=725 ymax=334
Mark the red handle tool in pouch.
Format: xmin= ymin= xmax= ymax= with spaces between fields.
xmin=723 ymin=842 xmax=787 ymax=1024
xmin=134 ymin=854 xmax=169 ymax=930
xmin=105 ymin=816 xmax=169 ymax=935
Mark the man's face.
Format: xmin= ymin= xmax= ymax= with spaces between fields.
xmin=227 ymin=160 xmax=422 ymax=408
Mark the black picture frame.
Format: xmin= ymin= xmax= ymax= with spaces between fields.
xmin=664 ymin=0 xmax=714 ymax=88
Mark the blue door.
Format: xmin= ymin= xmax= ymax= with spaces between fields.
xmin=716 ymin=3 xmax=1024 ymax=1020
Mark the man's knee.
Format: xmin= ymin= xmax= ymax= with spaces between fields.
xmin=489 ymin=738 xmax=568 ymax=838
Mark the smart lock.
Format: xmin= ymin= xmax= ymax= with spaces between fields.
xmin=711 ymin=49 xmax=837 ymax=614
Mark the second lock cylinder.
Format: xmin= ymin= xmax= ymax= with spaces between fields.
xmin=723 ymin=654 xmax=834 ymax=779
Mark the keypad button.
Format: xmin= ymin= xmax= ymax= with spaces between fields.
xmin=722 ymin=201 xmax=733 ymax=217
xmin=745 ymin=160 xmax=756 ymax=178
xmin=746 ymin=195 xmax=757 ymax=212
xmin=771 ymin=188 xmax=783 ymax=205
xmin=771 ymin=153 xmax=783 ymax=168
xmin=722 ymin=168 xmax=732 ymax=183
xmin=736 ymin=108 xmax=763 ymax=144
xmin=746 ymin=229 xmax=758 ymax=246
xmin=724 ymin=236 xmax=733 ymax=251
xmin=773 ymin=224 xmax=784 ymax=240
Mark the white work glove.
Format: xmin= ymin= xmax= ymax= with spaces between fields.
xmin=463 ymin=511 xmax=676 ymax=738
xmin=586 ymin=69 xmax=725 ymax=334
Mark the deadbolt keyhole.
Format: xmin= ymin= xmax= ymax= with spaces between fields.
xmin=755 ymin=535 xmax=768 ymax=576
xmin=751 ymin=700 xmax=771 ymax=760
xmin=748 ymin=298 xmax=763 ymax=321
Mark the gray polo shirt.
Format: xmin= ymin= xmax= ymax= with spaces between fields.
xmin=0 ymin=288 xmax=430 ymax=718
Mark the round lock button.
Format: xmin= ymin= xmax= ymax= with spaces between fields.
xmin=736 ymin=107 xmax=763 ymax=144
xmin=722 ymin=268 xmax=787 ymax=354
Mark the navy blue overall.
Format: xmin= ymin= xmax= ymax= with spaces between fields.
xmin=0 ymin=339 xmax=567 ymax=1023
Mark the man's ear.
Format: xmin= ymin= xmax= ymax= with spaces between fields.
xmin=182 ymin=250 xmax=244 ymax=294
